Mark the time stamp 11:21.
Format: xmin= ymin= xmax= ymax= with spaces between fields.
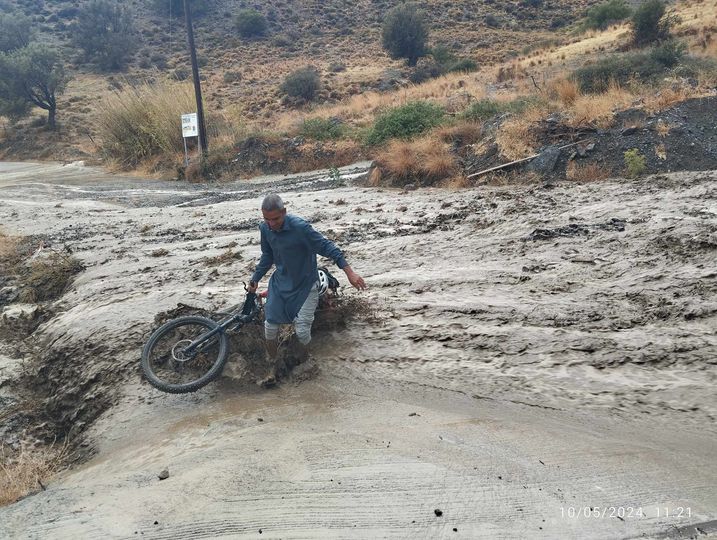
xmin=560 ymin=506 xmax=693 ymax=519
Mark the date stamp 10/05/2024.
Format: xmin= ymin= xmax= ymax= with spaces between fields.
xmin=560 ymin=506 xmax=693 ymax=520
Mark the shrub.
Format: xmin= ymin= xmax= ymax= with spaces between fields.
xmin=631 ymin=0 xmax=672 ymax=46
xmin=447 ymin=58 xmax=478 ymax=73
xmin=223 ymin=70 xmax=242 ymax=83
xmin=235 ymin=9 xmax=268 ymax=38
xmin=300 ymin=117 xmax=344 ymax=141
xmin=649 ymin=39 xmax=685 ymax=68
xmin=429 ymin=45 xmax=478 ymax=74
xmin=72 ymin=0 xmax=137 ymax=71
xmin=366 ymin=101 xmax=444 ymax=145
xmin=96 ymin=82 xmax=197 ymax=168
xmin=584 ymin=0 xmax=632 ymax=31
xmin=624 ymin=148 xmax=647 ymax=177
xmin=0 ymin=12 xmax=33 ymax=52
xmin=382 ymin=3 xmax=429 ymax=66
xmin=280 ymin=66 xmax=321 ymax=101
xmin=461 ymin=97 xmax=538 ymax=122
xmin=572 ymin=41 xmax=685 ymax=92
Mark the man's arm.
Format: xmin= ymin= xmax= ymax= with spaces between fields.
xmin=249 ymin=227 xmax=273 ymax=291
xmin=303 ymin=221 xmax=366 ymax=290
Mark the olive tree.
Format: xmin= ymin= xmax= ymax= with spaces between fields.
xmin=381 ymin=3 xmax=429 ymax=67
xmin=0 ymin=44 xmax=70 ymax=129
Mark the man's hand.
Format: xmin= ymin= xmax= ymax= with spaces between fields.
xmin=247 ymin=280 xmax=258 ymax=293
xmin=343 ymin=266 xmax=366 ymax=290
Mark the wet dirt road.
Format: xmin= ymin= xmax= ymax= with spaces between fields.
xmin=0 ymin=162 xmax=715 ymax=538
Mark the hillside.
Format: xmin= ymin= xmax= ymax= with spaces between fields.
xmin=0 ymin=0 xmax=601 ymax=162
xmin=0 ymin=0 xmax=715 ymax=181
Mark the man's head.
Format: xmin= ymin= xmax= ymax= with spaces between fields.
xmin=261 ymin=193 xmax=286 ymax=231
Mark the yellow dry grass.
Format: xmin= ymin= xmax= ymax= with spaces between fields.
xmin=565 ymin=161 xmax=612 ymax=182
xmin=495 ymin=105 xmax=549 ymax=161
xmin=0 ymin=441 xmax=68 ymax=507
xmin=566 ymin=84 xmax=633 ymax=129
xmin=372 ymin=135 xmax=459 ymax=186
xmin=549 ymin=78 xmax=580 ymax=106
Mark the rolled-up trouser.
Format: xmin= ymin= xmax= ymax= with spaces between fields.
xmin=264 ymin=280 xmax=320 ymax=345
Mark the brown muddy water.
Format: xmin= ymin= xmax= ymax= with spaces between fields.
xmin=0 ymin=161 xmax=715 ymax=539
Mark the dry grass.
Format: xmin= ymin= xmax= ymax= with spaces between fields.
xmin=565 ymin=161 xmax=612 ymax=182
xmin=433 ymin=122 xmax=483 ymax=145
xmin=643 ymin=86 xmax=695 ymax=114
xmin=550 ymin=78 xmax=580 ymax=106
xmin=495 ymin=105 xmax=549 ymax=161
xmin=0 ymin=441 xmax=69 ymax=507
xmin=371 ymin=134 xmax=460 ymax=187
xmin=18 ymin=252 xmax=84 ymax=303
xmin=0 ymin=231 xmax=22 ymax=272
xmin=566 ymin=84 xmax=633 ymax=129
xmin=203 ymin=249 xmax=243 ymax=267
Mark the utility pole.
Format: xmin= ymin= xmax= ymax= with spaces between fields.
xmin=184 ymin=0 xmax=208 ymax=158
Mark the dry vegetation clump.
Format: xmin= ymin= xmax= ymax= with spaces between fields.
xmin=96 ymin=82 xmax=197 ymax=169
xmin=565 ymin=83 xmax=633 ymax=128
xmin=203 ymin=249 xmax=243 ymax=267
xmin=0 ymin=231 xmax=23 ymax=273
xmin=18 ymin=252 xmax=84 ymax=303
xmin=96 ymin=82 xmax=238 ymax=173
xmin=494 ymin=105 xmax=549 ymax=161
xmin=565 ymin=161 xmax=612 ymax=181
xmin=370 ymin=135 xmax=460 ymax=187
xmin=549 ymin=78 xmax=580 ymax=106
xmin=0 ymin=441 xmax=68 ymax=507
xmin=1 ymin=231 xmax=82 ymax=304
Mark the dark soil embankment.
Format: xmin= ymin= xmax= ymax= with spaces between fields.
xmin=478 ymin=96 xmax=717 ymax=182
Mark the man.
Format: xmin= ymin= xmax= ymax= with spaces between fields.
xmin=248 ymin=193 xmax=366 ymax=386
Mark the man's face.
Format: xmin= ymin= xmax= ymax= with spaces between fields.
xmin=262 ymin=208 xmax=286 ymax=231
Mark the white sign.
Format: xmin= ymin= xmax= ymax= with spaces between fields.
xmin=181 ymin=113 xmax=198 ymax=138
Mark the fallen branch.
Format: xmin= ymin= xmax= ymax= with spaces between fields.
xmin=466 ymin=141 xmax=584 ymax=179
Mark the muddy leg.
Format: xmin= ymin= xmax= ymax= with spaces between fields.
xmin=258 ymin=323 xmax=280 ymax=388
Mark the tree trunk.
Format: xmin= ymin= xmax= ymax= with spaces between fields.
xmin=47 ymin=106 xmax=56 ymax=130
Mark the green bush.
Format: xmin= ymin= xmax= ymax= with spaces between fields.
xmin=572 ymin=41 xmax=685 ymax=92
xmin=584 ymin=0 xmax=632 ymax=31
xmin=624 ymin=149 xmax=647 ymax=177
xmin=430 ymin=45 xmax=479 ymax=74
xmin=649 ymin=39 xmax=685 ymax=68
xmin=631 ymin=0 xmax=672 ymax=46
xmin=0 ymin=12 xmax=33 ymax=52
xmin=280 ymin=66 xmax=321 ymax=101
xmin=461 ymin=97 xmax=538 ymax=122
xmin=382 ymin=3 xmax=428 ymax=67
xmin=73 ymin=0 xmax=137 ymax=71
xmin=235 ymin=9 xmax=268 ymax=38
xmin=447 ymin=58 xmax=478 ymax=73
xmin=299 ymin=117 xmax=344 ymax=141
xmin=366 ymin=101 xmax=444 ymax=145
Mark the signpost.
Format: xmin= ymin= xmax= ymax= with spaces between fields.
xmin=181 ymin=112 xmax=198 ymax=167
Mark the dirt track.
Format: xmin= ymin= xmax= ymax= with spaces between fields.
xmin=0 ymin=161 xmax=715 ymax=538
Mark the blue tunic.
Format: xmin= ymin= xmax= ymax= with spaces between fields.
xmin=250 ymin=214 xmax=347 ymax=324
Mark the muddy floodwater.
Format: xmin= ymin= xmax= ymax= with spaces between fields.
xmin=0 ymin=161 xmax=715 ymax=538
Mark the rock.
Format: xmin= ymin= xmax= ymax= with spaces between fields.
xmin=0 ymin=286 xmax=20 ymax=306
xmin=403 ymin=183 xmax=417 ymax=191
xmin=158 ymin=468 xmax=169 ymax=480
xmin=434 ymin=509 xmax=443 ymax=517
xmin=621 ymin=127 xmax=638 ymax=136
xmin=526 ymin=146 xmax=561 ymax=175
